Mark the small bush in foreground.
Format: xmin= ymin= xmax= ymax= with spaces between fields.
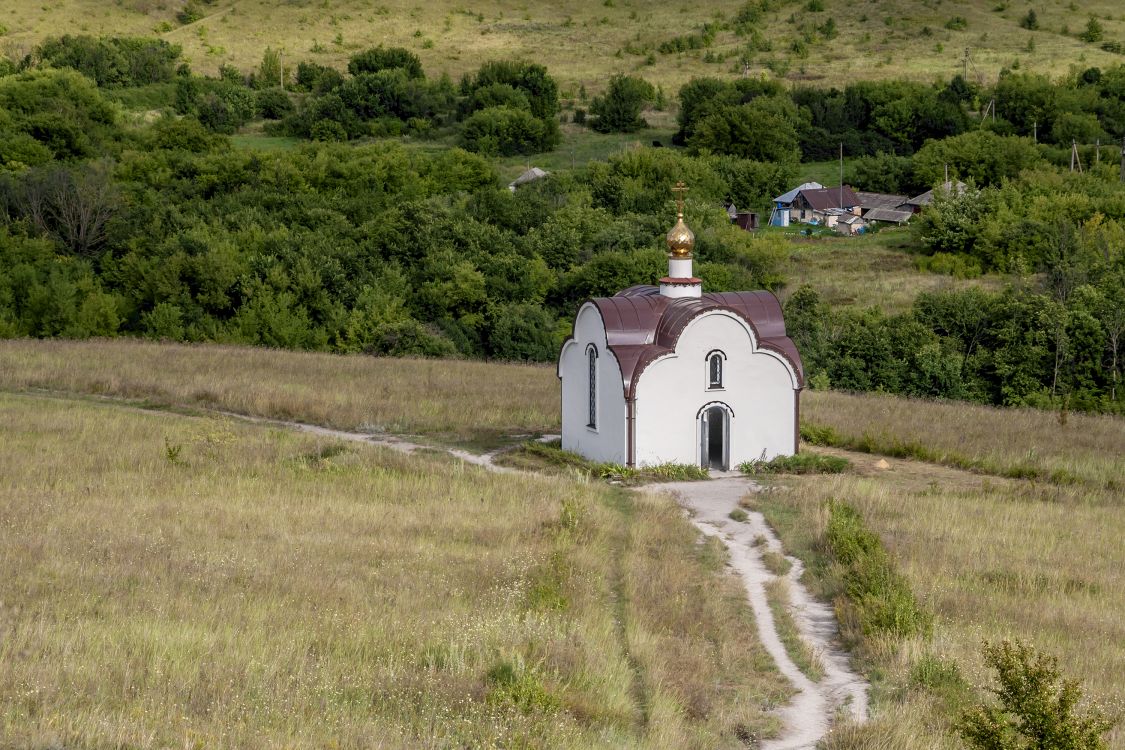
xmin=740 ymin=453 xmax=850 ymax=475
xmin=959 ymin=639 xmax=1115 ymax=750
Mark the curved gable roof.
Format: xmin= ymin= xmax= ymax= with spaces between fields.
xmin=580 ymin=286 xmax=804 ymax=399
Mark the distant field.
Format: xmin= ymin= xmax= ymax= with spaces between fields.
xmin=0 ymin=338 xmax=559 ymax=443
xmin=0 ymin=391 xmax=791 ymax=747
xmin=2 ymin=0 xmax=1122 ymax=91
xmin=778 ymin=227 xmax=1010 ymax=315
xmin=802 ymin=389 xmax=1125 ymax=488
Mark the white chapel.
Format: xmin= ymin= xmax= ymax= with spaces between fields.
xmin=557 ymin=183 xmax=805 ymax=471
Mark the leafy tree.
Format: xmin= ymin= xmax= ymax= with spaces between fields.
xmin=486 ymin=302 xmax=558 ymax=361
xmin=256 ymin=88 xmax=294 ymax=119
xmin=0 ymin=69 xmax=117 ymax=159
xmin=959 ymin=640 xmax=1115 ymax=750
xmin=465 ymin=82 xmax=530 ymax=114
xmin=458 ymin=106 xmax=559 ymax=156
xmin=846 ymin=151 xmax=918 ymax=194
xmin=347 ymin=46 xmax=423 ymax=79
xmin=35 ymin=35 xmax=181 ymax=88
xmin=589 ymin=74 xmax=655 ymax=133
xmin=687 ymin=96 xmax=801 ymax=163
xmin=197 ymin=83 xmax=257 ymax=134
xmin=293 ymin=61 xmax=344 ymax=94
xmin=913 ymin=131 xmax=1042 ymax=186
xmin=257 ymin=47 xmax=281 ymax=89
xmin=467 ymin=61 xmax=559 ymax=119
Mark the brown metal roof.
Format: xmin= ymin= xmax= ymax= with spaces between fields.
xmin=584 ymin=286 xmax=805 ymax=399
xmin=795 ymin=186 xmax=860 ymax=211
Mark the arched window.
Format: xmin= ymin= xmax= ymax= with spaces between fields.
xmin=587 ymin=345 xmax=598 ymax=429
xmin=706 ymin=350 xmax=724 ymax=389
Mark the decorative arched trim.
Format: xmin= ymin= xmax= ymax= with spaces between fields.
xmin=585 ymin=344 xmax=598 ymax=430
xmin=705 ymin=349 xmax=726 ymax=390
xmin=696 ymin=400 xmax=735 ymax=419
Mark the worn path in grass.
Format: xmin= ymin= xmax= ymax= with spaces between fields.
xmin=17 ymin=390 xmax=865 ymax=747
xmin=646 ymin=475 xmax=869 ymax=748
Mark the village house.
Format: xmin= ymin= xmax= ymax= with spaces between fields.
xmin=854 ymin=190 xmax=913 ymax=225
xmin=557 ymin=183 xmax=804 ymax=470
xmin=768 ymin=181 xmax=823 ymax=227
xmin=788 ymin=186 xmax=862 ymax=227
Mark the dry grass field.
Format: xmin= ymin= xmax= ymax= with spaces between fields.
xmin=2 ymin=339 xmax=1124 ymax=746
xmin=0 ymin=391 xmax=791 ymax=747
xmin=2 ymin=0 xmax=1122 ymax=92
xmin=0 ymin=337 xmax=559 ymax=444
xmin=802 ymin=388 xmax=1125 ymax=488
xmin=3 ymin=338 xmax=1119 ymax=485
xmin=753 ymin=467 xmax=1125 ymax=749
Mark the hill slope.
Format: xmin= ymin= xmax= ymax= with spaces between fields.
xmin=3 ymin=0 xmax=1122 ymax=90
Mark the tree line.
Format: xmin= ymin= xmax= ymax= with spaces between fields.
xmin=0 ymin=35 xmax=1123 ymax=413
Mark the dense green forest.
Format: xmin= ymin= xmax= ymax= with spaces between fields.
xmin=0 ymin=35 xmax=1122 ymax=413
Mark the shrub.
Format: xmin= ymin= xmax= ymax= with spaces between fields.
xmin=1079 ymin=17 xmax=1104 ymax=43
xmin=458 ymin=106 xmax=559 ymax=156
xmin=293 ymin=61 xmax=343 ymax=93
xmin=589 ymin=74 xmax=655 ymax=133
xmin=1020 ymin=9 xmax=1039 ymax=30
xmin=824 ymin=500 xmax=932 ymax=641
xmin=177 ymin=1 xmax=204 ymax=25
xmin=467 ymin=60 xmax=559 ymax=119
xmin=347 ymin=46 xmax=424 ymax=79
xmin=256 ymin=88 xmax=294 ymax=119
xmin=740 ymin=453 xmax=850 ymax=475
xmin=959 ymin=639 xmax=1116 ymax=749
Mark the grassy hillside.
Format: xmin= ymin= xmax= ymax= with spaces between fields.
xmin=0 ymin=391 xmax=791 ymax=747
xmin=3 ymin=0 xmax=1123 ymax=90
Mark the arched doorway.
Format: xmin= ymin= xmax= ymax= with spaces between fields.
xmin=699 ymin=404 xmax=731 ymax=471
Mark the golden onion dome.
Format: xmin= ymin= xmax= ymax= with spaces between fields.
xmin=666 ymin=214 xmax=695 ymax=258
xmin=666 ymin=181 xmax=694 ymax=257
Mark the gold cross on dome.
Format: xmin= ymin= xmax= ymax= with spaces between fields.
xmin=672 ymin=181 xmax=687 ymax=215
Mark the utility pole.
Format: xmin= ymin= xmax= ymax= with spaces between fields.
xmin=279 ymin=50 xmax=284 ymax=90
xmin=1120 ymin=136 xmax=1124 ymax=182
xmin=1033 ymin=120 xmax=1037 ymax=142
xmin=838 ymin=143 xmax=843 ymax=210
xmin=1096 ymin=138 xmax=1100 ymax=165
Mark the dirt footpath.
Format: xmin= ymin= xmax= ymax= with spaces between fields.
xmin=647 ymin=475 xmax=869 ymax=749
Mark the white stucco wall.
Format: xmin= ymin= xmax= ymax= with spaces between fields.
xmin=558 ymin=303 xmax=628 ymax=465
xmin=633 ymin=311 xmax=798 ymax=467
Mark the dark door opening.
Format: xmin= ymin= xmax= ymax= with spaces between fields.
xmin=701 ymin=406 xmax=727 ymax=471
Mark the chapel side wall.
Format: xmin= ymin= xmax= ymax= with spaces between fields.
xmin=559 ymin=305 xmax=627 ymax=465
xmin=633 ymin=312 xmax=798 ymax=467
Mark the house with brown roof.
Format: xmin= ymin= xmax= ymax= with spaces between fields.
xmin=789 ymin=186 xmax=861 ymax=227
xmin=558 ymin=185 xmax=804 ymax=470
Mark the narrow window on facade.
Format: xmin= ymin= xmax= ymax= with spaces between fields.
xmin=708 ymin=352 xmax=723 ymax=389
xmin=587 ymin=346 xmax=597 ymax=429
